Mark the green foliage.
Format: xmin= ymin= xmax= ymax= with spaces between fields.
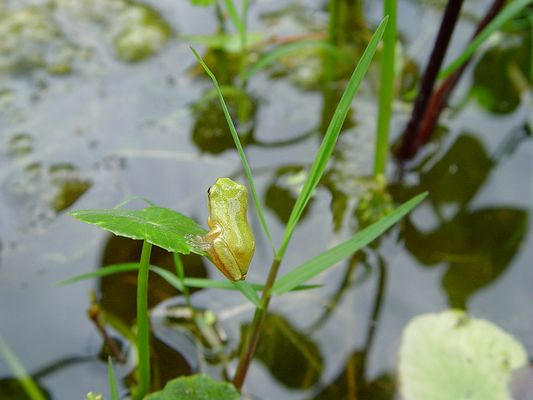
xmin=190 ymin=0 xmax=216 ymax=6
xmin=57 ymin=263 xmax=320 ymax=293
xmin=107 ymin=358 xmax=119 ymax=400
xmin=277 ymin=17 xmax=389 ymax=258
xmin=133 ymin=241 xmax=152 ymax=400
xmin=86 ymin=393 xmax=102 ymax=400
xmin=374 ymin=0 xmax=397 ymax=175
xmin=273 ymin=192 xmax=427 ymax=295
xmin=146 ymin=374 xmax=239 ymax=400
xmin=231 ymin=280 xmax=260 ymax=306
xmin=69 ymin=207 xmax=207 ymax=255
xmin=0 ymin=335 xmax=46 ymax=400
xmin=399 ymin=310 xmax=527 ymax=400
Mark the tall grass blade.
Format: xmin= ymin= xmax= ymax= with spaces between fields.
xmin=374 ymin=0 xmax=397 ymax=176
xmin=173 ymin=253 xmax=191 ymax=305
xmin=273 ymin=192 xmax=427 ymax=295
xmin=107 ymin=357 xmax=120 ymax=400
xmin=191 ymin=47 xmax=275 ymax=252
xmin=224 ymin=0 xmax=242 ymax=33
xmin=0 ymin=334 xmax=46 ymax=400
xmin=278 ymin=17 xmax=388 ymax=258
xmin=439 ymin=0 xmax=533 ymax=79
xmin=57 ymin=263 xmax=319 ymax=292
xmin=231 ymin=280 xmax=260 ymax=306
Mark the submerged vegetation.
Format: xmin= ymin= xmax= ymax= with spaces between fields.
xmin=0 ymin=0 xmax=531 ymax=399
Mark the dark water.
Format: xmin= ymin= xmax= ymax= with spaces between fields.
xmin=0 ymin=0 xmax=532 ymax=398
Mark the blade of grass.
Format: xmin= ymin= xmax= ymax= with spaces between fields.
xmin=173 ymin=253 xmax=191 ymax=307
xmin=55 ymin=263 xmax=139 ymax=286
xmin=231 ymin=280 xmax=260 ymax=306
xmin=57 ymin=263 xmax=319 ymax=292
xmin=191 ymin=47 xmax=275 ymax=252
xmin=0 ymin=334 xmax=46 ymax=400
xmin=439 ymin=0 xmax=533 ymax=79
xmin=244 ymin=40 xmax=351 ymax=81
xmin=374 ymin=0 xmax=397 ymax=176
xmin=224 ymin=0 xmax=242 ymax=33
xmin=273 ymin=192 xmax=427 ymax=295
xmin=107 ymin=357 xmax=120 ymax=400
xmin=277 ymin=16 xmax=389 ymax=258
xmin=529 ymin=13 xmax=533 ymax=82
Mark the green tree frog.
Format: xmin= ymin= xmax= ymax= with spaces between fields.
xmin=194 ymin=177 xmax=255 ymax=281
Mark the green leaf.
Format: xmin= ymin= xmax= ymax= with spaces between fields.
xmin=86 ymin=393 xmax=102 ymax=400
xmin=107 ymin=358 xmax=119 ymax=400
xmin=231 ymin=280 xmax=260 ymax=307
xmin=191 ymin=47 xmax=275 ymax=252
xmin=399 ymin=310 xmax=528 ymax=400
xmin=374 ymin=0 xmax=397 ymax=175
xmin=278 ymin=16 xmax=389 ymax=258
xmin=273 ymin=192 xmax=426 ymax=295
xmin=69 ymin=206 xmax=207 ymax=255
xmin=55 ymin=263 xmax=139 ymax=286
xmin=244 ymin=39 xmax=351 ymax=80
xmin=438 ymin=0 xmax=533 ymax=79
xmin=190 ymin=0 xmax=216 ymax=6
xmin=0 ymin=334 xmax=47 ymax=400
xmin=224 ymin=0 xmax=242 ymax=32
xmin=145 ymin=374 xmax=239 ymax=400
xmin=57 ymin=263 xmax=321 ymax=292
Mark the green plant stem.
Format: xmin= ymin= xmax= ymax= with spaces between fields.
xmin=374 ymin=0 xmax=396 ymax=176
xmin=133 ymin=240 xmax=152 ymax=400
xmin=232 ymin=257 xmax=281 ymax=389
xmin=239 ymin=0 xmax=249 ymax=85
xmin=173 ymin=253 xmax=192 ymax=308
xmin=237 ymin=0 xmax=250 ymax=136
xmin=107 ymin=357 xmax=120 ymax=400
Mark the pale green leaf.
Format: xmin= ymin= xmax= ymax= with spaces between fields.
xmin=399 ymin=310 xmax=528 ymax=400
xmin=145 ymin=374 xmax=239 ymax=400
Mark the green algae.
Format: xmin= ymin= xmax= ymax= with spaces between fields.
xmin=113 ymin=3 xmax=171 ymax=62
xmin=0 ymin=5 xmax=79 ymax=74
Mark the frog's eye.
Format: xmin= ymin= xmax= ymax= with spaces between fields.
xmin=207 ymin=186 xmax=212 ymax=194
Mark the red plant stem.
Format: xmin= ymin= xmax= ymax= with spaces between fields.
xmin=232 ymin=257 xmax=281 ymax=389
xmin=397 ymin=0 xmax=465 ymax=160
xmin=417 ymin=0 xmax=506 ymax=145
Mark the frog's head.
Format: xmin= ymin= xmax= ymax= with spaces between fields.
xmin=207 ymin=177 xmax=248 ymax=215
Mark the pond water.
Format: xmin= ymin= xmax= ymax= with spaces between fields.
xmin=0 ymin=0 xmax=532 ymax=398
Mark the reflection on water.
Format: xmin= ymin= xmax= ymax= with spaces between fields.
xmin=99 ymin=235 xmax=207 ymax=326
xmin=392 ymin=133 xmax=528 ymax=308
xmin=241 ymin=313 xmax=323 ymax=390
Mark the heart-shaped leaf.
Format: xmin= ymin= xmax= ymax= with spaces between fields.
xmin=399 ymin=310 xmax=527 ymax=400
xmin=145 ymin=374 xmax=239 ymax=400
xmin=70 ymin=206 xmax=207 ymax=254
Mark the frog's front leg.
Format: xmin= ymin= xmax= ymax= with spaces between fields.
xmin=189 ymin=227 xmax=245 ymax=281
